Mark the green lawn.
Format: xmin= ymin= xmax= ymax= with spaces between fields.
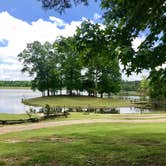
xmin=1 ymin=112 xmax=166 ymax=121
xmin=0 ymin=123 xmax=166 ymax=165
xmin=23 ymin=95 xmax=132 ymax=108
xmin=0 ymin=113 xmax=39 ymax=120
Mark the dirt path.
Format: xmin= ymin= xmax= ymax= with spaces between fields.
xmin=1 ymin=118 xmax=166 ymax=135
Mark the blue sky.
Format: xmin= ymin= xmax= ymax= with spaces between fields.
xmin=0 ymin=0 xmax=102 ymax=23
xmin=0 ymin=0 xmax=147 ymax=80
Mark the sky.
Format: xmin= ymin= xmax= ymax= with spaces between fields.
xmin=0 ymin=0 xmax=148 ymax=81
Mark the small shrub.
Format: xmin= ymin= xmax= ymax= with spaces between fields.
xmin=26 ymin=108 xmax=36 ymax=119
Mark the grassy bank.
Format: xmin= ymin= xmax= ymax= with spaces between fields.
xmin=0 ymin=113 xmax=39 ymax=120
xmin=1 ymin=112 xmax=166 ymax=122
xmin=2 ymin=112 xmax=166 ymax=124
xmin=23 ymin=95 xmax=132 ymax=108
xmin=1 ymin=123 xmax=166 ymax=165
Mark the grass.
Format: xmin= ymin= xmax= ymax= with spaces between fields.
xmin=0 ymin=113 xmax=39 ymax=120
xmin=23 ymin=95 xmax=132 ymax=108
xmin=1 ymin=111 xmax=166 ymax=121
xmin=1 ymin=123 xmax=166 ymax=165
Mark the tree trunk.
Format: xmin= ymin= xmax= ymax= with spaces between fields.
xmin=94 ymin=70 xmax=99 ymax=97
xmin=101 ymin=93 xmax=103 ymax=98
xmin=47 ymin=89 xmax=50 ymax=96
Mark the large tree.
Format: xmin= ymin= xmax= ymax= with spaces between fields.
xmin=98 ymin=58 xmax=121 ymax=97
xmin=149 ymin=69 xmax=166 ymax=100
xmin=18 ymin=41 xmax=59 ymax=96
xmin=101 ymin=0 xmax=166 ymax=100
xmin=101 ymin=0 xmax=166 ymax=74
xmin=36 ymin=0 xmax=166 ymax=101
xmin=75 ymin=20 xmax=121 ymax=96
xmin=57 ymin=37 xmax=82 ymax=95
xmin=39 ymin=0 xmax=166 ymax=73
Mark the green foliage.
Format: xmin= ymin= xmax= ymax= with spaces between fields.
xmin=75 ymin=20 xmax=121 ymax=96
xmin=101 ymin=0 xmax=166 ymax=74
xmin=149 ymin=69 xmax=166 ymax=100
xmin=39 ymin=0 xmax=89 ymax=13
xmin=57 ymin=37 xmax=82 ymax=95
xmin=140 ymin=76 xmax=150 ymax=95
xmin=0 ymin=81 xmax=31 ymax=87
xmin=26 ymin=108 xmax=37 ymax=119
xmin=121 ymin=81 xmax=140 ymax=91
xmin=38 ymin=0 xmax=166 ymax=100
xmin=18 ymin=41 xmax=60 ymax=96
xmin=18 ymin=27 xmax=121 ymax=97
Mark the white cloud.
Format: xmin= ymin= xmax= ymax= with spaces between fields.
xmin=93 ymin=13 xmax=101 ymax=20
xmin=0 ymin=11 xmax=82 ymax=80
xmin=122 ymin=70 xmax=149 ymax=81
xmin=132 ymin=35 xmax=146 ymax=51
xmin=0 ymin=11 xmax=148 ymax=81
xmin=49 ymin=16 xmax=66 ymax=26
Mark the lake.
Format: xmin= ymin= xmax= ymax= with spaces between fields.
xmin=0 ymin=89 xmax=161 ymax=114
xmin=0 ymin=89 xmax=41 ymax=114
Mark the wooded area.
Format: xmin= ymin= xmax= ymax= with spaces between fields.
xmin=36 ymin=0 xmax=166 ymax=100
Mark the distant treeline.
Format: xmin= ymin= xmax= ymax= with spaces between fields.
xmin=0 ymin=80 xmax=141 ymax=92
xmin=121 ymin=81 xmax=140 ymax=91
xmin=0 ymin=81 xmax=31 ymax=87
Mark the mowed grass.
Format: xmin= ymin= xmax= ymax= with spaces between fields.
xmin=1 ymin=123 xmax=166 ymax=165
xmin=24 ymin=95 xmax=132 ymax=108
xmin=1 ymin=112 xmax=166 ymax=121
xmin=0 ymin=113 xmax=39 ymax=120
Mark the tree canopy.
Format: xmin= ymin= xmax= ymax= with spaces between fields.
xmin=39 ymin=0 xmax=89 ymax=13
xmin=18 ymin=26 xmax=121 ymax=97
xmin=149 ymin=69 xmax=166 ymax=100
xmin=39 ymin=0 xmax=166 ymax=73
xmin=75 ymin=20 xmax=121 ymax=97
xmin=101 ymin=0 xmax=166 ymax=74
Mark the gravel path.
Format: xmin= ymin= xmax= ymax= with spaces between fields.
xmin=1 ymin=118 xmax=166 ymax=135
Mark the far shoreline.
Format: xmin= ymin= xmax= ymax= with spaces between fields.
xmin=0 ymin=86 xmax=31 ymax=89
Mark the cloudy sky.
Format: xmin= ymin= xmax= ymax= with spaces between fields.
xmin=0 ymin=0 xmax=148 ymax=81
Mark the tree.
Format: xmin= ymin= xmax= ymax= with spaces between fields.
xmin=98 ymin=58 xmax=121 ymax=97
xmin=75 ymin=20 xmax=121 ymax=96
xmin=39 ymin=0 xmax=165 ymax=74
xmin=101 ymin=0 xmax=166 ymax=100
xmin=101 ymin=0 xmax=166 ymax=74
xmin=149 ymin=69 xmax=166 ymax=100
xmin=57 ymin=37 xmax=82 ymax=95
xmin=39 ymin=0 xmax=89 ymax=13
xmin=140 ymin=76 xmax=149 ymax=96
xmin=121 ymin=81 xmax=140 ymax=92
xmin=37 ymin=0 xmax=165 ymax=101
xmin=18 ymin=41 xmax=59 ymax=96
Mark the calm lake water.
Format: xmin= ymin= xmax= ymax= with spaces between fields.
xmin=0 ymin=89 xmax=41 ymax=114
xmin=0 ymin=89 xmax=161 ymax=114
